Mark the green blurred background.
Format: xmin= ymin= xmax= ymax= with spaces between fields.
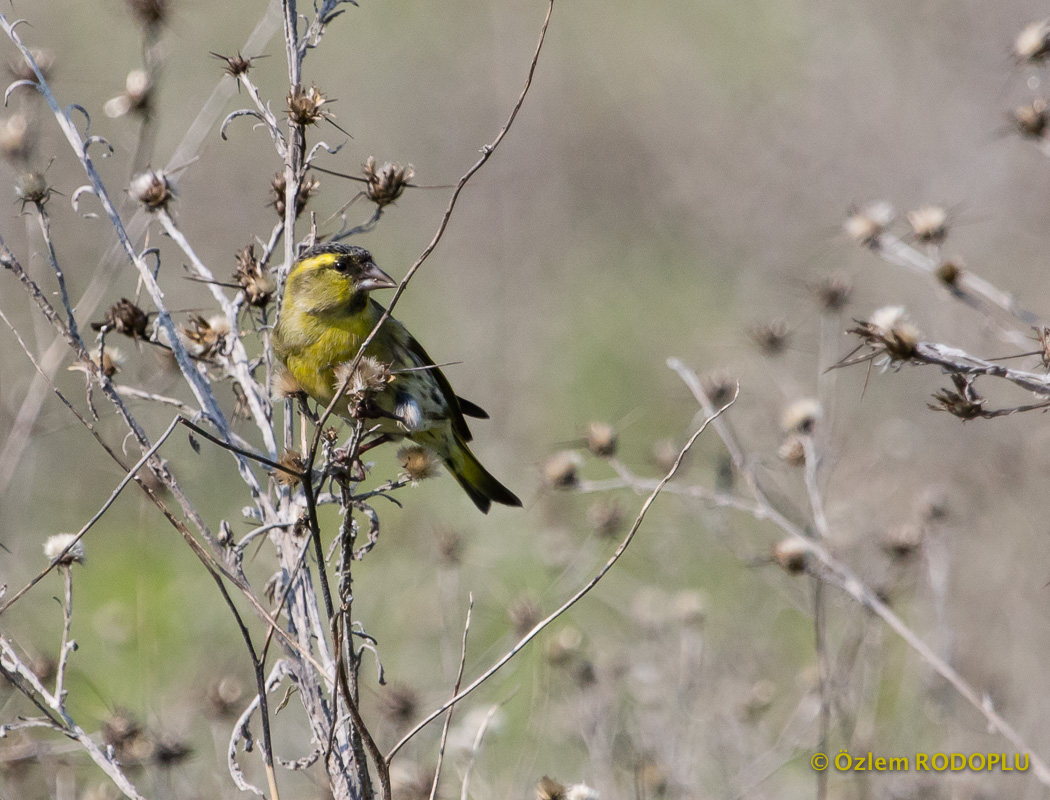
xmin=4 ymin=0 xmax=1050 ymax=798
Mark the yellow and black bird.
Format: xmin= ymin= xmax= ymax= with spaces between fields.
xmin=272 ymin=242 xmax=521 ymax=513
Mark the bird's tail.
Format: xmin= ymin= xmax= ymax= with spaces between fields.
xmin=445 ymin=432 xmax=522 ymax=514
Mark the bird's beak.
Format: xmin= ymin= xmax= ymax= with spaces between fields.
xmin=357 ymin=262 xmax=398 ymax=292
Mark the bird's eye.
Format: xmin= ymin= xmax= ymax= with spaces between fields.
xmin=332 ymin=258 xmax=350 ymax=274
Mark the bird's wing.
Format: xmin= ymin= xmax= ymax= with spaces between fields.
xmin=456 ymin=397 xmax=490 ymax=419
xmin=382 ymin=304 xmax=476 ymax=443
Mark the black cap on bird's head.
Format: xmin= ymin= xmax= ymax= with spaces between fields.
xmin=293 ymin=242 xmax=397 ymax=292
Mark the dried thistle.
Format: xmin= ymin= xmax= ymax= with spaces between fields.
xmin=91 ymin=298 xmax=150 ymax=339
xmin=928 ymin=373 xmax=984 ymax=420
xmin=509 ymin=595 xmax=542 ymax=637
xmin=1015 ymin=20 xmax=1050 ymax=63
xmin=537 ymin=777 xmax=567 ymax=800
xmin=15 ymin=171 xmax=51 ymax=211
xmin=906 ymin=204 xmax=949 ymax=244
xmin=849 ymin=305 xmax=921 ymax=361
xmin=1034 ymin=326 xmax=1050 ymax=369
xmin=179 ymin=314 xmax=228 ymax=358
xmin=771 ymin=538 xmax=809 ymax=574
xmin=152 ymin=735 xmax=192 ymax=767
xmin=0 ymin=114 xmax=31 ymax=162
xmin=271 ymin=365 xmax=304 ymax=400
xmin=434 ymin=525 xmax=464 ymax=567
xmin=543 ymin=450 xmax=582 ymax=488
xmin=274 ymin=451 xmax=305 ymax=487
xmin=546 ymin=626 xmax=583 ymax=666
xmin=935 ymin=259 xmax=961 ymax=287
xmin=777 ymin=433 xmax=806 ymax=467
xmin=287 ymin=85 xmax=330 ymax=126
xmin=780 ymin=398 xmax=822 ymax=434
xmin=104 ymin=70 xmax=152 ymax=119
xmin=1011 ymin=99 xmax=1049 ymax=139
xmin=102 ymin=710 xmax=148 ymax=763
xmin=270 ymin=171 xmax=319 ymax=219
xmin=566 ymin=783 xmax=600 ymax=800
xmin=584 ymin=421 xmax=617 ymax=458
xmin=7 ymin=49 xmax=53 ymax=84
xmin=812 ymin=271 xmax=852 ymax=312
xmin=232 ymin=244 xmax=275 ymax=307
xmin=69 ymin=345 xmax=125 ymax=379
xmin=672 ymin=589 xmax=706 ymax=627
xmin=129 ymin=168 xmax=174 ymax=211
xmin=44 ymin=533 xmax=85 ymax=566
xmin=379 ymin=683 xmax=420 ymax=730
xmin=397 ymin=445 xmax=440 ymax=481
xmin=748 ymin=319 xmax=790 ymax=356
xmin=587 ymin=498 xmax=624 ymax=538
xmin=882 ymin=523 xmax=924 ymax=560
xmin=844 ymin=202 xmax=893 ymax=247
xmin=363 ymin=156 xmax=414 ymax=206
xmin=212 ymin=51 xmax=254 ymax=79
xmin=701 ymin=370 xmax=736 ymax=407
xmin=334 ymin=356 xmax=394 ymax=400
xmin=205 ymin=676 xmax=243 ymax=718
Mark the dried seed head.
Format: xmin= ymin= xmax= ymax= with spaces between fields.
xmin=101 ymin=709 xmax=143 ymax=755
xmin=206 ymin=676 xmax=243 ymax=717
xmin=780 ymin=398 xmax=822 ymax=434
xmin=271 ymin=365 xmax=304 ymax=400
xmin=701 ymin=370 xmax=736 ymax=407
xmin=153 ymin=735 xmax=192 ymax=767
xmin=379 ymin=683 xmax=420 ymax=730
xmin=287 ymin=85 xmax=330 ymax=126
xmin=906 ymin=204 xmax=949 ymax=244
xmin=91 ymin=298 xmax=150 ymax=339
xmin=565 ymin=784 xmax=600 ymax=800
xmin=104 ymin=69 xmax=152 ymax=118
xmin=543 ymin=450 xmax=583 ymax=488
xmin=434 ymin=525 xmax=464 ymax=566
xmin=363 ymin=156 xmax=415 ymax=206
xmin=129 ymin=169 xmax=174 ymax=210
xmin=748 ymin=319 xmax=790 ymax=356
xmin=859 ymin=305 xmax=921 ymax=360
xmin=929 ymin=373 xmax=984 ymax=420
xmin=777 ymin=433 xmax=806 ymax=467
xmin=844 ymin=202 xmax=894 ymax=247
xmin=334 ymin=356 xmax=394 ymax=399
xmin=1015 ymin=20 xmax=1050 ymax=63
xmin=127 ymin=0 xmax=167 ymax=28
xmin=813 ymin=271 xmax=852 ymax=312
xmin=70 ymin=345 xmax=125 ymax=379
xmin=44 ymin=533 xmax=85 ymax=566
xmin=546 ymin=626 xmax=583 ymax=665
xmin=232 ymin=244 xmax=275 ymax=307
xmin=537 ymin=777 xmax=567 ymax=800
xmin=587 ymin=498 xmax=624 ymax=539
xmin=179 ymin=314 xmax=228 ymax=358
xmin=15 ymin=171 xmax=50 ymax=208
xmin=651 ymin=438 xmax=678 ymax=472
xmin=771 ymin=538 xmax=809 ymax=574
xmin=0 ymin=114 xmax=31 ymax=162
xmin=270 ymin=171 xmax=319 ymax=219
xmin=936 ymin=259 xmax=961 ymax=287
xmin=214 ymin=51 xmax=254 ymax=79
xmin=274 ymin=451 xmax=305 ymax=487
xmin=1011 ymin=99 xmax=1049 ymax=139
xmin=882 ymin=523 xmax=924 ymax=560
xmin=509 ymin=595 xmax=542 ymax=637
xmin=584 ymin=421 xmax=617 ymax=458
xmin=7 ymin=49 xmax=54 ymax=84
xmin=1035 ymin=326 xmax=1050 ymax=369
xmin=397 ymin=445 xmax=440 ymax=482
xmin=672 ymin=589 xmax=706 ymax=627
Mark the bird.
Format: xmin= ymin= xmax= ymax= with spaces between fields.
xmin=272 ymin=242 xmax=522 ymax=513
